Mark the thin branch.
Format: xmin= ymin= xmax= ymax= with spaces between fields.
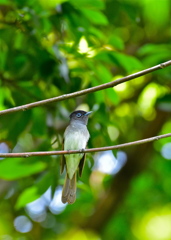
xmin=0 ymin=60 xmax=171 ymax=116
xmin=0 ymin=133 xmax=170 ymax=158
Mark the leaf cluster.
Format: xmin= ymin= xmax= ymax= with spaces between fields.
xmin=0 ymin=0 xmax=171 ymax=239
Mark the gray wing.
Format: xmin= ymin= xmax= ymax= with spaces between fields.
xmin=60 ymin=139 xmax=66 ymax=174
xmin=78 ymin=127 xmax=90 ymax=177
xmin=78 ymin=153 xmax=86 ymax=177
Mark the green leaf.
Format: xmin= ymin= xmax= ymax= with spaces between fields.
xmin=1 ymin=111 xmax=32 ymax=143
xmin=96 ymin=64 xmax=113 ymax=82
xmin=36 ymin=171 xmax=53 ymax=194
xmin=138 ymin=44 xmax=170 ymax=55
xmin=30 ymin=108 xmax=47 ymax=136
xmin=111 ymin=52 xmax=143 ymax=73
xmin=94 ymin=51 xmax=113 ymax=64
xmin=16 ymin=171 xmax=52 ymax=209
xmin=0 ymin=158 xmax=46 ymax=180
xmin=0 ymin=88 xmax=5 ymax=110
xmin=89 ymin=27 xmax=105 ymax=40
xmin=81 ymin=9 xmax=108 ymax=25
xmin=69 ymin=0 xmax=105 ymax=10
xmin=142 ymin=0 xmax=170 ymax=29
xmin=94 ymin=65 xmax=120 ymax=104
xmin=138 ymin=44 xmax=171 ymax=66
xmin=106 ymin=88 xmax=120 ymax=105
xmin=15 ymin=186 xmax=39 ymax=209
xmin=108 ymin=36 xmax=125 ymax=51
xmin=39 ymin=0 xmax=68 ymax=9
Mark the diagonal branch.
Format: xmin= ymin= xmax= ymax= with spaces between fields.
xmin=0 ymin=60 xmax=171 ymax=116
xmin=0 ymin=133 xmax=170 ymax=158
xmin=82 ymin=108 xmax=169 ymax=231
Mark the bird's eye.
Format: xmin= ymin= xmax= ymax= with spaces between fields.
xmin=76 ymin=113 xmax=82 ymax=118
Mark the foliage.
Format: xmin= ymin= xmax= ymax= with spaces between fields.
xmin=0 ymin=0 xmax=171 ymax=239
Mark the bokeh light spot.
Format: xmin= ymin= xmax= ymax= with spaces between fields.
xmin=161 ymin=142 xmax=171 ymax=160
xmin=0 ymin=142 xmax=10 ymax=160
xmin=94 ymin=150 xmax=127 ymax=174
xmin=14 ymin=215 xmax=33 ymax=233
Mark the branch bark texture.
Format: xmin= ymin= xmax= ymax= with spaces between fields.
xmin=82 ymin=109 xmax=170 ymax=232
xmin=0 ymin=133 xmax=170 ymax=158
xmin=0 ymin=60 xmax=170 ymax=116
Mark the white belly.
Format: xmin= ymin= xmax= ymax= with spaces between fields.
xmin=64 ymin=131 xmax=87 ymax=151
xmin=64 ymin=124 xmax=89 ymax=179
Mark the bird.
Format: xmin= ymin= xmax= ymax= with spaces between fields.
xmin=60 ymin=110 xmax=92 ymax=204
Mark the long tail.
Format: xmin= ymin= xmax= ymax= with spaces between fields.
xmin=62 ymin=173 xmax=76 ymax=204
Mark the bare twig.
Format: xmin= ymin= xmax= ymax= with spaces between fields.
xmin=0 ymin=60 xmax=171 ymax=116
xmin=0 ymin=133 xmax=170 ymax=158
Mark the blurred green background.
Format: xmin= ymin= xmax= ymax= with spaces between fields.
xmin=0 ymin=0 xmax=171 ymax=239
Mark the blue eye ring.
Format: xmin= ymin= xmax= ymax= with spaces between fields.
xmin=76 ymin=113 xmax=82 ymax=118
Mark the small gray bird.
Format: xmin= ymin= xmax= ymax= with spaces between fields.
xmin=60 ymin=110 xmax=92 ymax=204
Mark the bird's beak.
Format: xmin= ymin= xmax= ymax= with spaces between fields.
xmin=84 ymin=111 xmax=93 ymax=116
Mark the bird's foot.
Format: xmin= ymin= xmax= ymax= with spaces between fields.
xmin=79 ymin=148 xmax=85 ymax=153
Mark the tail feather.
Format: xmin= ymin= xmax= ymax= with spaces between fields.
xmin=62 ymin=173 xmax=76 ymax=204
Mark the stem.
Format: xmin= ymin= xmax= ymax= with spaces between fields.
xmin=0 ymin=133 xmax=170 ymax=158
xmin=0 ymin=60 xmax=171 ymax=116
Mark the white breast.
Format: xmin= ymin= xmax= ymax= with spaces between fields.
xmin=63 ymin=123 xmax=90 ymax=179
xmin=64 ymin=125 xmax=89 ymax=151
